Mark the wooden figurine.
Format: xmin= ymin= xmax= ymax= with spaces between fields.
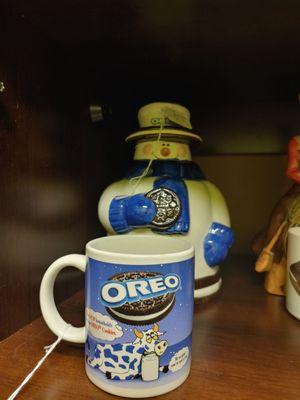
xmin=253 ymin=135 xmax=300 ymax=295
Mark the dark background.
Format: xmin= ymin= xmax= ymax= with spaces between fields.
xmin=1 ymin=1 xmax=300 ymax=339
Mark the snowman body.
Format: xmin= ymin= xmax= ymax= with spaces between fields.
xmin=98 ymin=139 xmax=231 ymax=301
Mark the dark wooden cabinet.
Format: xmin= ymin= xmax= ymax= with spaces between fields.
xmin=1 ymin=1 xmax=300 ymax=340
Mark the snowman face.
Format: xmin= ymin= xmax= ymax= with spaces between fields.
xmin=135 ymin=140 xmax=191 ymax=161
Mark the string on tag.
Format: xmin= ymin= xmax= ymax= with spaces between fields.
xmin=129 ymin=122 xmax=164 ymax=195
xmin=7 ymin=324 xmax=71 ymax=400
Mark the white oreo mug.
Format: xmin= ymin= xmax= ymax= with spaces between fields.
xmin=286 ymin=227 xmax=300 ymax=319
xmin=40 ymin=235 xmax=194 ymax=398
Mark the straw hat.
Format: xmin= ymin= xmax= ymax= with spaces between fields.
xmin=125 ymin=102 xmax=202 ymax=143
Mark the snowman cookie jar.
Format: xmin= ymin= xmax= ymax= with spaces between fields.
xmin=98 ymin=102 xmax=233 ymax=302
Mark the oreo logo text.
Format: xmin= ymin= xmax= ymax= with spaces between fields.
xmin=100 ymin=273 xmax=180 ymax=308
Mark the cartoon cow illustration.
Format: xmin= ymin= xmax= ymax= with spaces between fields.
xmin=87 ymin=323 xmax=168 ymax=381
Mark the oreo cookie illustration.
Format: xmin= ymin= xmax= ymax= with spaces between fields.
xmin=146 ymin=188 xmax=181 ymax=228
xmin=105 ymin=272 xmax=175 ymax=325
xmin=290 ymin=261 xmax=300 ymax=296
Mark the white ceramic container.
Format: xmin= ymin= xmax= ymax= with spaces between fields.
xmin=40 ymin=235 xmax=194 ymax=398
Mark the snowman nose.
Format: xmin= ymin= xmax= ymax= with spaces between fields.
xmin=161 ymin=147 xmax=170 ymax=157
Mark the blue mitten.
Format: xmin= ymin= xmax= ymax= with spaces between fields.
xmin=204 ymin=222 xmax=234 ymax=267
xmin=109 ymin=194 xmax=156 ymax=233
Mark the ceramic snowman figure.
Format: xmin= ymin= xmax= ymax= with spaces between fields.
xmin=99 ymin=103 xmax=233 ymax=301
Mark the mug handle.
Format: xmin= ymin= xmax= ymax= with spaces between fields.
xmin=40 ymin=254 xmax=86 ymax=343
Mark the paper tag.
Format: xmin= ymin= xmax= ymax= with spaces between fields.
xmin=161 ymin=106 xmax=192 ymax=129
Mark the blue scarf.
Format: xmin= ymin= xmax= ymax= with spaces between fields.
xmin=126 ymin=160 xmax=205 ymax=180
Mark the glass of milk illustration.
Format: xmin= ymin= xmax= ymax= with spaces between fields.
xmin=141 ymin=340 xmax=168 ymax=381
xmin=141 ymin=353 xmax=159 ymax=381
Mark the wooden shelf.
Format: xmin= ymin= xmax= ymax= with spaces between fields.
xmin=1 ymin=255 xmax=299 ymax=399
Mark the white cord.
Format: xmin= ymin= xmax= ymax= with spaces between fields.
xmin=7 ymin=324 xmax=71 ymax=400
xmin=129 ymin=123 xmax=164 ymax=195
